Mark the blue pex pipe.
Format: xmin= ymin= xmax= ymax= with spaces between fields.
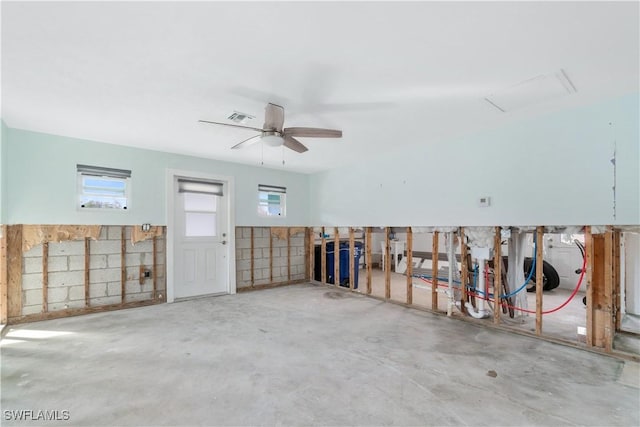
xmin=469 ymin=237 xmax=537 ymax=299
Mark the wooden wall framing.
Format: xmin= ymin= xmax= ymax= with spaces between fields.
xmin=300 ymin=224 xmax=628 ymax=357
xmin=334 ymin=228 xmax=340 ymax=286
xmin=7 ymin=225 xmax=22 ymax=320
xmin=406 ymin=227 xmax=413 ymax=305
xmin=431 ymin=231 xmax=439 ymax=310
xmin=4 ymin=223 xmax=631 ymax=359
xmin=493 ymin=227 xmax=501 ymax=324
xmin=384 ymin=227 xmax=391 ymax=299
xmin=42 ymin=242 xmax=49 ymax=312
xmin=459 ymin=227 xmax=468 ymax=314
xmin=535 ymin=226 xmax=544 ymax=336
xmin=0 ymin=225 xmax=7 ymax=324
xmin=236 ymin=226 xmax=308 ymax=292
xmin=366 ymin=227 xmax=372 ymax=295
xmin=3 ymin=224 xmax=165 ymax=325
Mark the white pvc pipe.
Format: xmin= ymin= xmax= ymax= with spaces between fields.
xmin=466 ymin=257 xmax=490 ymax=319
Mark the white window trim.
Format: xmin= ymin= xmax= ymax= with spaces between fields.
xmin=258 ymin=184 xmax=286 ymax=218
xmin=77 ymin=170 xmax=132 ymax=212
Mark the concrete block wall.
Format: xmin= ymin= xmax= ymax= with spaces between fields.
xmin=20 ymin=225 xmax=166 ymax=317
xmin=236 ymin=227 xmax=307 ymax=289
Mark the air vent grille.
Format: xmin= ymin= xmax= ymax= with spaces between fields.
xmin=227 ymin=111 xmax=255 ymax=124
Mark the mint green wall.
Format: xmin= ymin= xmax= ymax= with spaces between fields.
xmin=5 ymin=93 xmax=639 ymax=227
xmin=0 ymin=120 xmax=7 ymax=223
xmin=5 ymin=128 xmax=310 ymax=226
xmin=310 ymin=94 xmax=640 ymax=226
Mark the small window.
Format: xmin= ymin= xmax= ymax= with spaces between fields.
xmin=258 ymin=184 xmax=286 ymax=217
xmin=77 ymin=164 xmax=131 ymax=210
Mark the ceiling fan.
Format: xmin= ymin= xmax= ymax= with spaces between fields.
xmin=199 ymin=103 xmax=342 ymax=153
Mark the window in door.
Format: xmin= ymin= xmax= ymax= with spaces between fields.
xmin=178 ymin=179 xmax=224 ymax=237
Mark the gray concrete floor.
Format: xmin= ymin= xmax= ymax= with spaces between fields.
xmin=2 ymin=283 xmax=639 ymax=426
xmin=365 ymin=268 xmax=640 ymax=352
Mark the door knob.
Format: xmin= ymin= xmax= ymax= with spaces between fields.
xmin=221 ymin=240 xmax=227 ymax=245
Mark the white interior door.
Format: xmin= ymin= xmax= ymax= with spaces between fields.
xmin=174 ymin=178 xmax=229 ymax=299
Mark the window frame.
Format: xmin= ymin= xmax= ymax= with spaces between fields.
xmin=182 ymin=192 xmax=219 ymax=238
xmin=77 ymin=165 xmax=131 ymax=211
xmin=257 ymin=184 xmax=286 ymax=218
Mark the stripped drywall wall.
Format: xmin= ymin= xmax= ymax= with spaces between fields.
xmin=8 ymin=224 xmax=166 ymax=323
xmin=310 ymin=94 xmax=640 ymax=226
xmin=4 ymin=127 xmax=310 ymax=226
xmin=235 ymin=227 xmax=306 ymax=289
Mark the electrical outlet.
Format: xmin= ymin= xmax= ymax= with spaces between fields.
xmin=139 ymin=266 xmax=152 ymax=285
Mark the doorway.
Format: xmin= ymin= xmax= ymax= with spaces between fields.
xmin=166 ymin=170 xmax=235 ymax=302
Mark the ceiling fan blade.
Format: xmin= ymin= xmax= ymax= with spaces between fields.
xmin=283 ymin=136 xmax=308 ymax=153
xmin=231 ymin=134 xmax=262 ymax=150
xmin=199 ymin=120 xmax=265 ymax=133
xmin=283 ymin=127 xmax=342 ymax=138
xmin=263 ymin=103 xmax=284 ymax=132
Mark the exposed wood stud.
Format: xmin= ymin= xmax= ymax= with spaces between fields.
xmin=250 ymin=227 xmax=255 ymax=287
xmin=432 ymin=231 xmax=439 ymax=310
xmin=603 ymin=227 xmax=614 ymax=352
xmin=0 ymin=225 xmax=8 ymax=324
xmin=321 ymin=227 xmax=327 ymax=284
xmin=460 ymin=228 xmax=468 ymax=314
xmin=84 ymin=238 xmax=90 ymax=307
xmin=591 ymin=232 xmax=609 ymax=348
xmin=287 ymin=229 xmax=291 ymax=282
xmin=121 ymin=226 xmax=126 ymax=304
xmin=535 ymin=226 xmax=544 ymax=336
xmin=585 ymin=226 xmax=594 ymax=346
xmin=385 ymin=227 xmax=391 ymax=299
xmin=493 ymin=227 xmax=501 ymax=324
xmin=304 ymin=228 xmax=310 ymax=281
xmin=613 ymin=230 xmax=622 ymax=332
xmin=366 ymin=227 xmax=372 ymax=294
xmin=334 ymin=228 xmax=340 ymax=287
xmin=406 ymin=227 xmax=413 ymax=305
xmin=349 ymin=228 xmax=355 ymax=290
xmin=308 ymin=228 xmax=314 ymax=282
xmin=152 ymin=236 xmax=157 ymax=300
xmin=7 ymin=225 xmax=23 ymax=319
xmin=269 ymin=228 xmax=274 ymax=283
xmin=43 ymin=242 xmax=49 ymax=313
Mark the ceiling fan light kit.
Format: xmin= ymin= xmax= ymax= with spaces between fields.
xmin=199 ymin=103 xmax=342 ymax=154
xmin=261 ymin=133 xmax=284 ymax=147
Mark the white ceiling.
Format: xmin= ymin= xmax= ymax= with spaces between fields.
xmin=2 ymin=1 xmax=638 ymax=173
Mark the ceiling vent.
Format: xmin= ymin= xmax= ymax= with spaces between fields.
xmin=484 ymin=69 xmax=577 ymax=113
xmin=227 ymin=111 xmax=255 ymax=124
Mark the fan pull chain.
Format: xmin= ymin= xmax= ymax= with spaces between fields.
xmin=261 ymin=140 xmax=264 ymax=166
xmin=282 ymin=145 xmax=285 ymax=166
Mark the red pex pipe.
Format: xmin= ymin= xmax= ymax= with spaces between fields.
xmin=419 ymin=247 xmax=587 ymax=316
